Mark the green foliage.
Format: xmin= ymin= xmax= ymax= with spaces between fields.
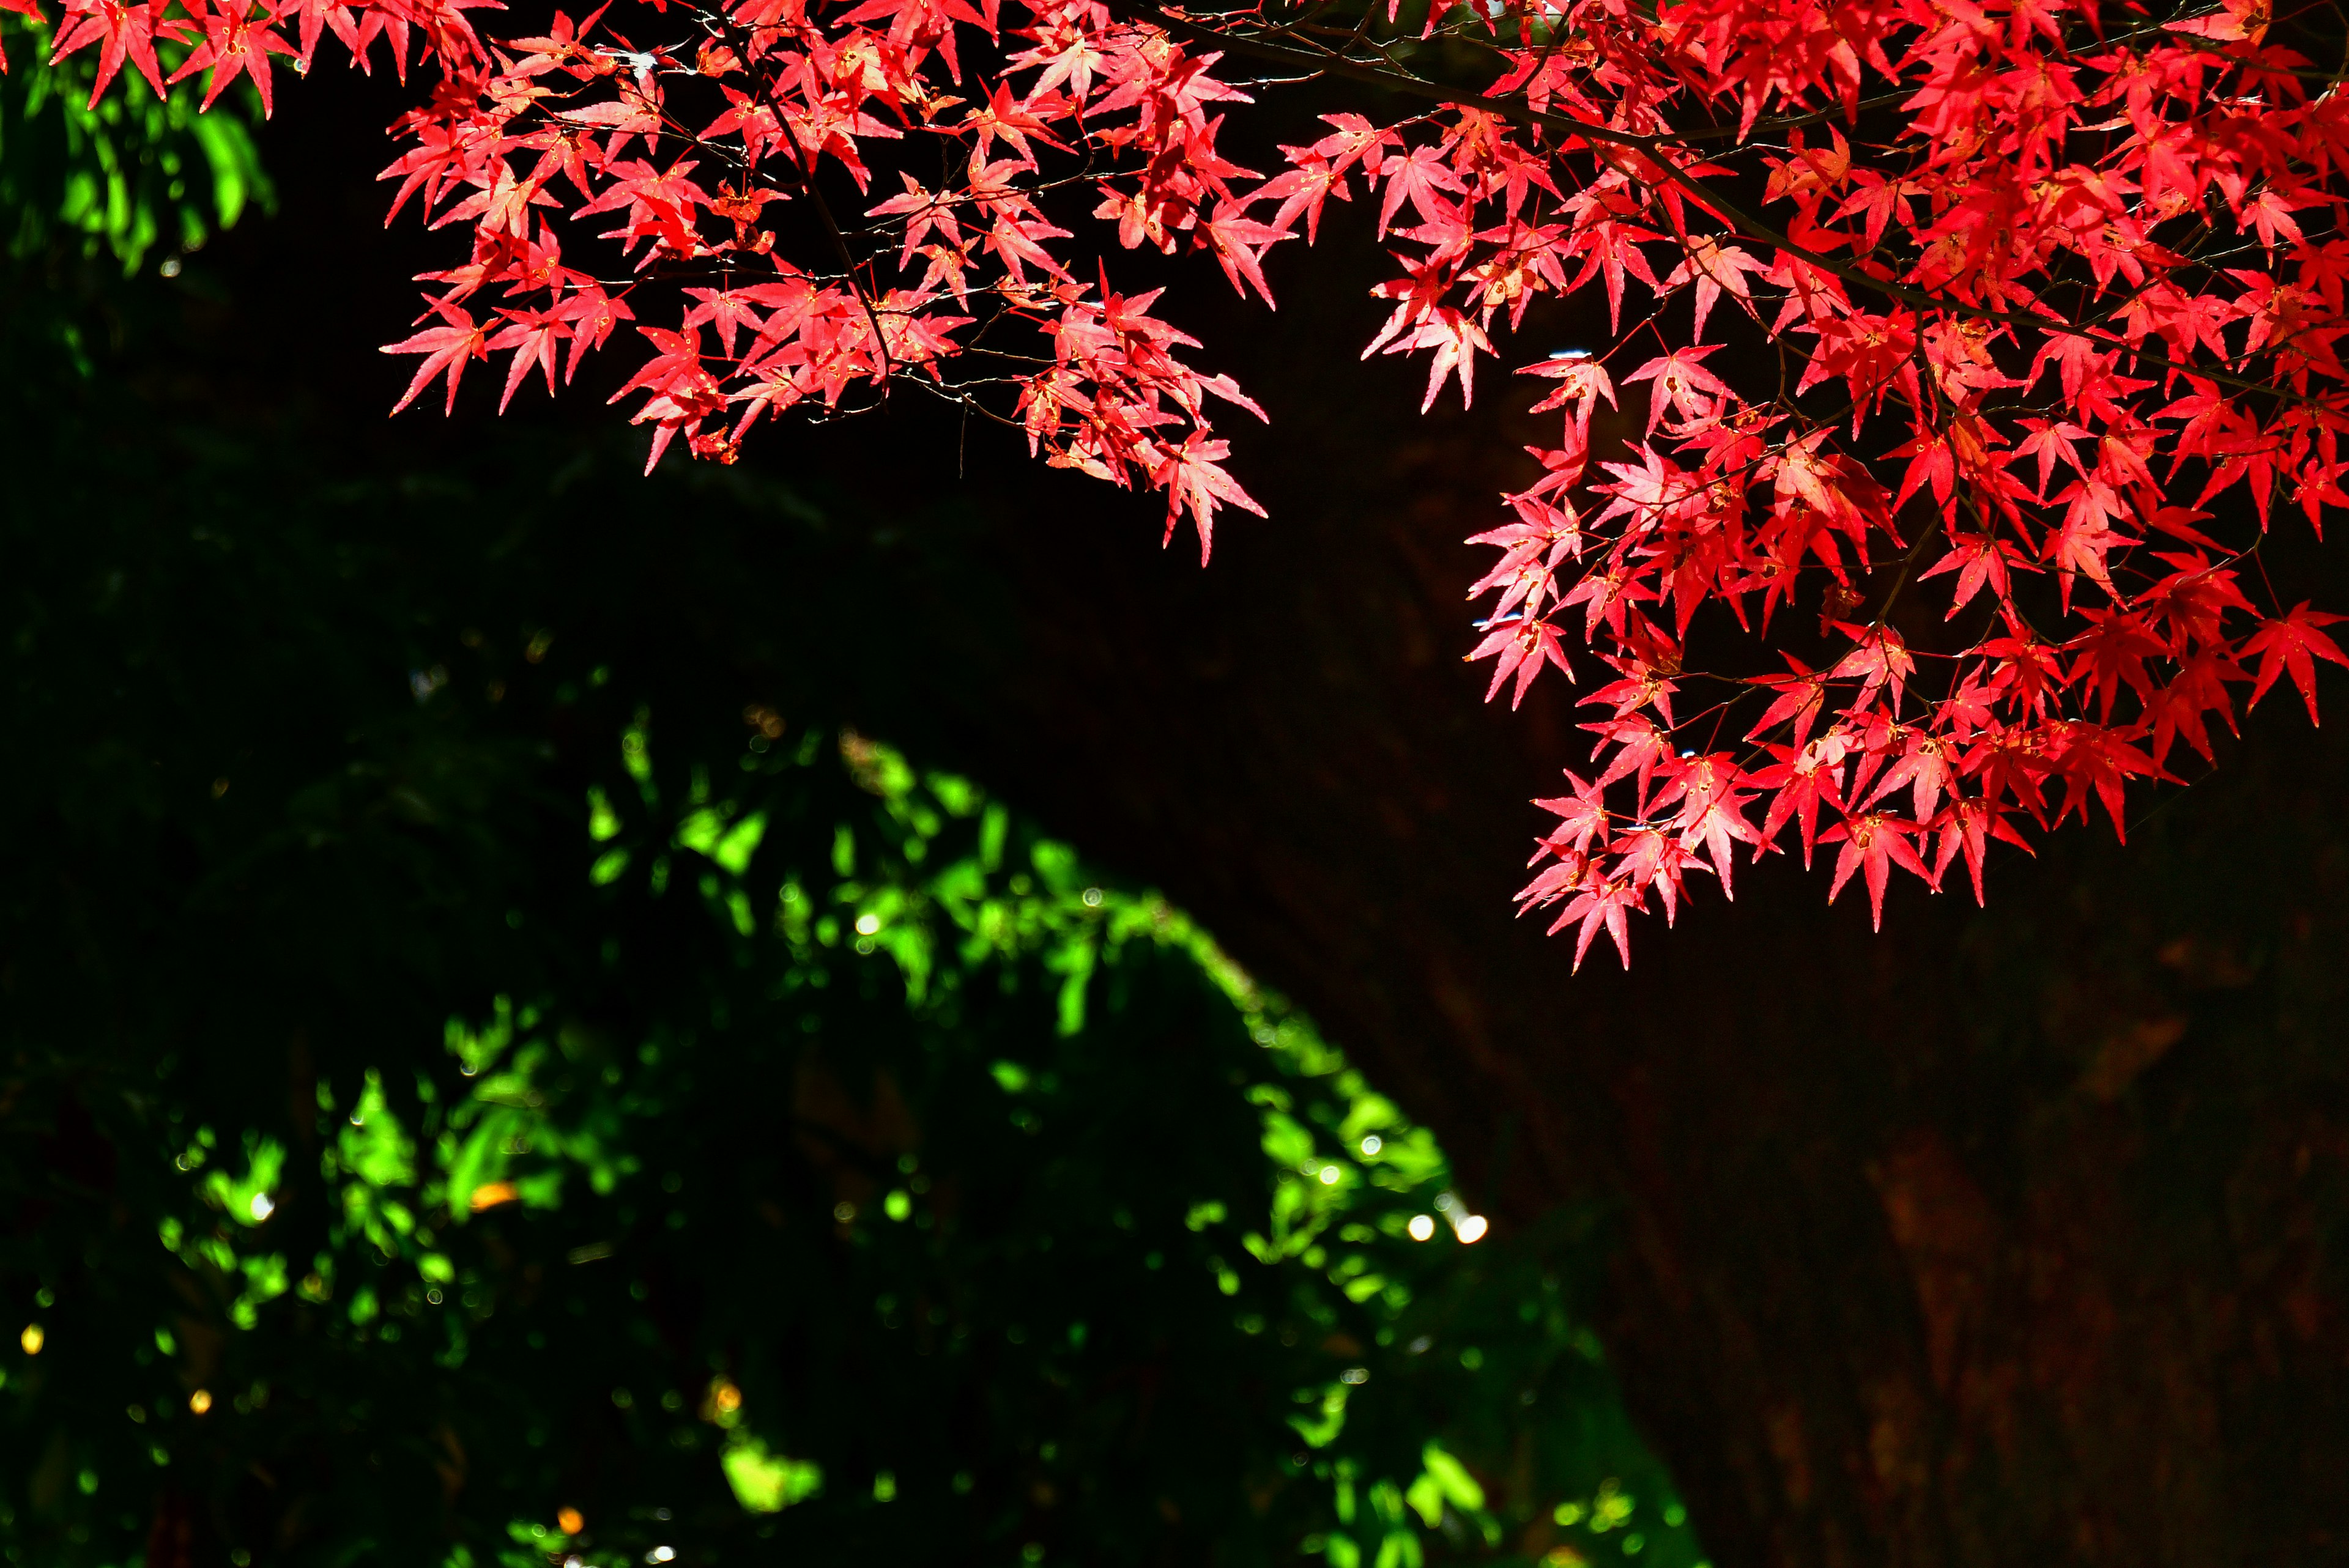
xmin=0 ymin=15 xmax=270 ymax=274
xmin=2 ymin=721 xmax=1703 ymax=1566
xmin=0 ymin=272 xmax=1702 ymax=1568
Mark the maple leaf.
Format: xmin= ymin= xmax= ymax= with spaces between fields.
xmin=2044 ymin=478 xmax=2133 ymax=611
xmin=870 ymin=174 xmax=964 ymax=268
xmin=2044 ymin=723 xmax=2161 ymax=841
xmin=1531 ymin=770 xmax=1612 ymax=858
xmin=1469 ymin=614 xmax=1573 ymax=709
xmin=382 ymin=297 xmax=489 ymax=415
xmin=1398 ymin=308 xmax=1494 ymax=413
xmin=2012 ymin=418 xmax=2091 ymax=501
xmin=1929 ymin=796 xmax=2033 ymax=907
xmin=1364 ymin=260 xmax=1493 ymax=410
xmin=1861 ymin=731 xmax=1955 ymax=822
xmin=1520 ymin=352 xmax=1617 ymax=434
xmin=574 ymin=158 xmax=710 ymax=257
xmin=1753 ymin=739 xmax=1850 ymax=871
xmin=1744 ymin=656 xmax=1827 ymax=749
xmin=1827 ymin=624 xmax=1915 ymax=712
xmin=554 ymin=284 xmax=634 ymax=385
xmin=1196 ymin=204 xmax=1290 ymax=308
xmin=1579 ymin=660 xmax=1676 ymax=727
xmin=1819 ymin=812 xmax=1934 ymax=931
xmin=609 ymin=325 xmax=725 ymax=473
xmin=2243 ymin=602 xmax=2349 ymax=723
xmin=1149 ymin=431 xmax=1265 ymax=564
xmin=959 ymin=80 xmax=1071 ymax=168
xmin=1583 ymin=714 xmax=1672 ymax=813
xmin=1651 ymin=753 xmax=1760 ymax=898
xmin=1375 ymin=144 xmax=1466 ymax=238
xmin=680 ymin=287 xmax=767 ymax=360
xmin=1559 ymin=208 xmax=1660 ymax=331
xmin=1253 ymin=154 xmax=1351 ymax=245
xmin=1918 ymin=531 xmax=2035 ymax=619
xmin=1658 ymin=236 xmax=1768 ymax=339
xmin=1544 ymin=876 xmax=1642 ymax=972
xmin=167 ymin=1 xmax=298 ymax=114
xmin=48 ymin=0 xmax=177 ymax=104
xmin=1611 ymin=824 xmax=1708 ymax=927
xmin=1515 ymin=846 xmax=1589 ymax=912
xmin=486 ymin=308 xmax=570 ymax=410
xmin=2134 ymin=654 xmax=2228 ymax=772
xmin=1622 ymin=345 xmax=1729 ymax=437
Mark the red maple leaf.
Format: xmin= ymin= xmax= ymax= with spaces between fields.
xmin=382 ymin=297 xmax=488 ymax=415
xmin=2243 ymin=602 xmax=2349 ymax=724
xmin=1819 ymin=812 xmax=1934 ymax=931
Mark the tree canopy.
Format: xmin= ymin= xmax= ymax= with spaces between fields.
xmin=14 ymin=0 xmax=2349 ymax=964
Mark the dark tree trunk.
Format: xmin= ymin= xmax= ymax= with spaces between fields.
xmin=205 ymin=76 xmax=2349 ymax=1567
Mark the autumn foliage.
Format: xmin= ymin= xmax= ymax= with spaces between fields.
xmin=18 ymin=0 xmax=2349 ymax=963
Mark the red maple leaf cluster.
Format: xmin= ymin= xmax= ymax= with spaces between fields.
xmin=1439 ymin=0 xmax=2349 ymax=964
xmin=23 ymin=0 xmax=2349 ymax=962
